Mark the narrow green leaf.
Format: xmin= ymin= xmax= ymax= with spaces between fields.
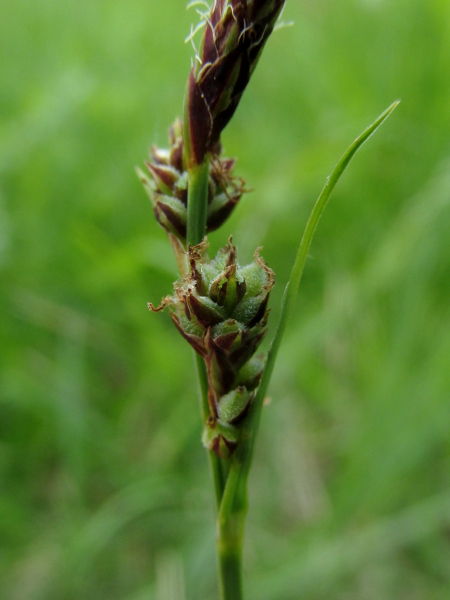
xmin=261 ymin=99 xmax=401 ymax=397
xmin=220 ymin=100 xmax=400 ymax=520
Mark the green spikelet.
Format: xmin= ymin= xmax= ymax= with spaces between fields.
xmin=139 ymin=120 xmax=245 ymax=241
xmin=149 ymin=238 xmax=274 ymax=456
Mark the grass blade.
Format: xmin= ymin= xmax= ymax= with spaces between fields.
xmin=261 ymin=99 xmax=401 ymax=398
xmin=221 ymin=100 xmax=400 ymax=522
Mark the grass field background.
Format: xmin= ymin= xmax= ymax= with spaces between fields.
xmin=1 ymin=1 xmax=450 ymax=598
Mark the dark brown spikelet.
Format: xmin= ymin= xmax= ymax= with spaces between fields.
xmin=185 ymin=0 xmax=286 ymax=166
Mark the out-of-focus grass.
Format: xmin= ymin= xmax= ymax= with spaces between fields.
xmin=1 ymin=1 xmax=449 ymax=599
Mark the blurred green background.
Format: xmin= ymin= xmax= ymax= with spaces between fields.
xmin=1 ymin=1 xmax=450 ymax=598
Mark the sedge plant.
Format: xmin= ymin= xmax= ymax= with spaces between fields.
xmin=138 ymin=1 xmax=399 ymax=598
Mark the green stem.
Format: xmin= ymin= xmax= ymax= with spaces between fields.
xmin=186 ymin=156 xmax=227 ymax=510
xmin=217 ymin=455 xmax=246 ymax=600
xmin=186 ymin=156 xmax=243 ymax=595
xmin=217 ymin=532 xmax=244 ymax=600
xmin=195 ymin=353 xmax=227 ymax=506
xmin=187 ymin=158 xmax=210 ymax=246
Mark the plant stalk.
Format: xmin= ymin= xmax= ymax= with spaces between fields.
xmin=186 ymin=156 xmax=228 ymax=512
xmin=187 ymin=158 xmax=210 ymax=246
xmin=187 ymin=156 xmax=244 ymax=596
xmin=195 ymin=352 xmax=227 ymax=507
xmin=217 ymin=453 xmax=246 ymax=600
xmin=217 ymin=533 xmax=244 ymax=600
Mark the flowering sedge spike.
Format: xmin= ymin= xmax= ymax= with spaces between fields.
xmin=184 ymin=0 xmax=286 ymax=167
xmin=138 ymin=120 xmax=245 ymax=241
xmin=149 ymin=238 xmax=274 ymax=457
